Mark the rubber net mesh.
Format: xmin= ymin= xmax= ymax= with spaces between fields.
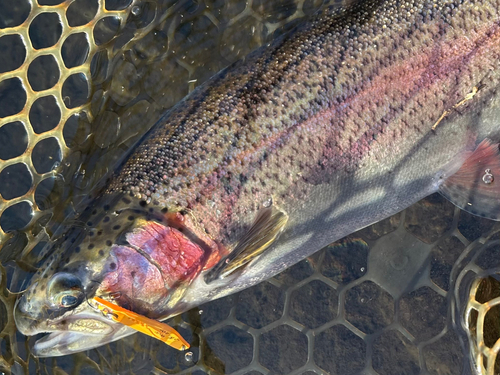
xmin=0 ymin=1 xmax=499 ymax=374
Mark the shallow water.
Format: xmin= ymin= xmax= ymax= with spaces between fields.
xmin=0 ymin=0 xmax=499 ymax=374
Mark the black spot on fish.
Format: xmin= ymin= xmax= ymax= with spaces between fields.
xmin=87 ymin=222 xmax=93 ymax=226
xmin=103 ymin=216 xmax=110 ymax=223
xmin=161 ymin=207 xmax=168 ymax=213
xmin=92 ymin=209 xmax=97 ymax=215
xmin=110 ymin=262 xmax=116 ymax=270
xmin=128 ymin=216 xmax=134 ymax=221
xmin=97 ymin=230 xmax=103 ymax=236
xmin=139 ymin=201 xmax=147 ymax=207
xmin=149 ymin=208 xmax=154 ymax=213
xmin=122 ymin=197 xmax=131 ymax=204
xmin=88 ymin=244 xmax=94 ymax=250
xmin=89 ymin=232 xmax=94 ymax=237
xmin=75 ymin=246 xmax=80 ymax=253
xmin=40 ymin=285 xmax=45 ymax=291
xmin=99 ymin=250 xmax=104 ymax=256
xmin=113 ymin=225 xmax=121 ymax=230
xmin=104 ymin=204 xmax=110 ymax=211
xmin=106 ymin=240 xmax=112 ymax=246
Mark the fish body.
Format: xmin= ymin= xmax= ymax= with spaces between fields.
xmin=14 ymin=0 xmax=500 ymax=357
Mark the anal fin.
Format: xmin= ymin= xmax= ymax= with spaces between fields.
xmin=205 ymin=204 xmax=288 ymax=283
xmin=439 ymin=138 xmax=500 ymax=220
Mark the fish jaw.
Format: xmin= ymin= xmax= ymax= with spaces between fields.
xmin=32 ymin=328 xmax=131 ymax=357
xmin=14 ymin=293 xmax=135 ymax=357
xmin=32 ymin=325 xmax=136 ymax=357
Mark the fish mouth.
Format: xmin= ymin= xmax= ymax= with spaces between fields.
xmin=14 ymin=296 xmax=135 ymax=357
xmin=32 ymin=323 xmax=136 ymax=357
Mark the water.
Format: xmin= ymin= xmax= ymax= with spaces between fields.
xmin=0 ymin=0 xmax=499 ymax=374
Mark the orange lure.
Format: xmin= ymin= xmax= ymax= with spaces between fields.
xmin=92 ymin=296 xmax=190 ymax=350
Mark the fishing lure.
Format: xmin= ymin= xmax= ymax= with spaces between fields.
xmin=92 ymin=296 xmax=190 ymax=350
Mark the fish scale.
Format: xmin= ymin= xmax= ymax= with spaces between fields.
xmin=107 ymin=0 xmax=499 ymax=252
xmin=1 ymin=0 xmax=500 ymax=375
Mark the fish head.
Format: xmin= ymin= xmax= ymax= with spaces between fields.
xmin=13 ymin=237 xmax=129 ymax=357
xmin=14 ymin=194 xmax=221 ymax=357
xmin=13 ymin=269 xmax=134 ymax=357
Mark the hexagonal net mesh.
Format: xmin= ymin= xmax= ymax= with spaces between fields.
xmin=465 ymin=277 xmax=500 ymax=375
xmin=0 ymin=0 xmax=141 ymax=248
xmin=0 ymin=1 xmax=499 ymax=375
xmin=166 ymin=199 xmax=498 ymax=375
xmin=463 ymin=250 xmax=500 ymax=375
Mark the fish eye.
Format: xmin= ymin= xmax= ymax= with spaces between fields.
xmin=60 ymin=295 xmax=79 ymax=308
xmin=47 ymin=272 xmax=84 ymax=309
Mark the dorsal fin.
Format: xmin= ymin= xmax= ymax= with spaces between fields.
xmin=439 ymin=139 xmax=500 ymax=220
xmin=205 ymin=204 xmax=288 ymax=283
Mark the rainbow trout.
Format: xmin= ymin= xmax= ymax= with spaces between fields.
xmin=14 ymin=0 xmax=500 ymax=357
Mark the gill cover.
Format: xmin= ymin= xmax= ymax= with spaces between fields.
xmin=99 ymin=219 xmax=214 ymax=313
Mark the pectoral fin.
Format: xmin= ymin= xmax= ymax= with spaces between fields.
xmin=205 ymin=204 xmax=288 ymax=283
xmin=439 ymin=139 xmax=500 ymax=220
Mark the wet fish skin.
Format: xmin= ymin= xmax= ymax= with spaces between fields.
xmin=14 ymin=0 xmax=500 ymax=357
